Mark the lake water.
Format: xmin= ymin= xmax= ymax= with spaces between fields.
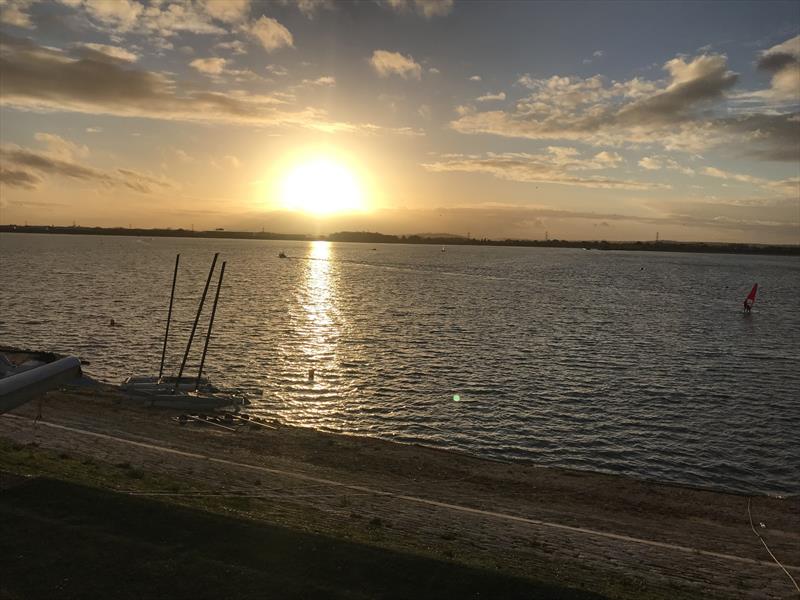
xmin=2 ymin=233 xmax=798 ymax=496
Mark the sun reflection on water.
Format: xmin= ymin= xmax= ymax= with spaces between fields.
xmin=288 ymin=240 xmax=344 ymax=412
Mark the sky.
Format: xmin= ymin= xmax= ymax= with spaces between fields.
xmin=0 ymin=0 xmax=798 ymax=243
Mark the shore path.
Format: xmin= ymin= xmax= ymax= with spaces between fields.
xmin=1 ymin=387 xmax=798 ymax=599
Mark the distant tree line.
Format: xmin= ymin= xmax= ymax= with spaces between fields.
xmin=327 ymin=231 xmax=800 ymax=255
xmin=2 ymin=225 xmax=798 ymax=256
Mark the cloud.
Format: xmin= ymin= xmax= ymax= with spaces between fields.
xmin=476 ymin=91 xmax=506 ymax=102
xmin=0 ymin=33 xmax=307 ymax=127
xmin=301 ymin=75 xmax=336 ymax=86
xmin=638 ymin=155 xmax=695 ymax=175
xmin=202 ymin=0 xmax=250 ymax=23
xmin=34 ymin=132 xmax=89 ymax=161
xmin=0 ymin=143 xmax=171 ymax=193
xmin=190 ymin=57 xmax=227 ymax=75
xmin=469 ymin=75 xmax=481 ymax=81
xmin=755 ymin=34 xmax=800 ymax=102
xmin=616 ymin=54 xmax=737 ymax=124
xmin=369 ymin=50 xmax=421 ymax=79
xmin=77 ymin=43 xmax=138 ymax=63
xmin=82 ymin=0 xmax=143 ymax=32
xmin=0 ymin=33 xmax=423 ymax=137
xmin=61 ymin=0 xmax=230 ymax=37
xmin=0 ymin=167 xmax=41 ymax=189
xmin=215 ymin=40 xmax=247 ymax=55
xmin=702 ymin=166 xmax=799 ymax=197
xmin=383 ymin=0 xmax=453 ymax=18
xmin=583 ymin=50 xmax=605 ymax=65
xmin=0 ymin=0 xmax=34 ymax=28
xmin=290 ymin=0 xmax=335 ymax=18
xmin=421 ymin=148 xmax=663 ymax=190
xmin=451 ymin=50 xmax=800 ymax=160
xmin=170 ymin=148 xmax=193 ymax=163
xmin=428 ymin=67 xmax=440 ymax=75
xmin=212 ymin=154 xmax=241 ymax=169
xmin=265 ymin=64 xmax=288 ymax=76
xmin=245 ymin=16 xmax=293 ymax=52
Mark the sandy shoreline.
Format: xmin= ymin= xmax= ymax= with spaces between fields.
xmin=1 ymin=385 xmax=798 ymax=599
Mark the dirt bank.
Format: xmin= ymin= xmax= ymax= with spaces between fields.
xmin=1 ymin=386 xmax=798 ymax=599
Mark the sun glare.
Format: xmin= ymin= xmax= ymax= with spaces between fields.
xmin=280 ymin=158 xmax=365 ymax=216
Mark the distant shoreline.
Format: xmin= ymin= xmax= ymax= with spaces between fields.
xmin=2 ymin=224 xmax=799 ymax=256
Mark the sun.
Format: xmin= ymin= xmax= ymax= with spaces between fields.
xmin=280 ymin=157 xmax=365 ymax=215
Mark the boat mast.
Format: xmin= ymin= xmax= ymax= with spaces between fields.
xmin=196 ymin=261 xmax=226 ymax=391
xmin=158 ymin=253 xmax=180 ymax=381
xmin=173 ymin=253 xmax=218 ymax=394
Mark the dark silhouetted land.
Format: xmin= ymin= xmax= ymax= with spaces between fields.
xmin=2 ymin=224 xmax=798 ymax=255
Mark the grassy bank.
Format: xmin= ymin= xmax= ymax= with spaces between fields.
xmin=0 ymin=440 xmax=603 ymax=600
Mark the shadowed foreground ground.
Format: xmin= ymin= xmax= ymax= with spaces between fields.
xmin=0 ymin=476 xmax=600 ymax=600
xmin=0 ymin=387 xmax=798 ymax=599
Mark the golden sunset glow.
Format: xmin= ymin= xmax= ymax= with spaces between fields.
xmin=280 ymin=158 xmax=365 ymax=216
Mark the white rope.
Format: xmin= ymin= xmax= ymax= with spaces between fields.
xmin=747 ymin=497 xmax=800 ymax=593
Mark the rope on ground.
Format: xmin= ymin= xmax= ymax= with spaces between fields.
xmin=747 ymin=497 xmax=800 ymax=593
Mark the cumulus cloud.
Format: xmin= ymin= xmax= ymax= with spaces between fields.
xmin=245 ymin=16 xmax=293 ymax=52
xmin=0 ymin=142 xmax=171 ymax=193
xmin=369 ymin=50 xmax=421 ymax=79
xmin=61 ymin=0 xmax=226 ymax=37
xmin=0 ymin=0 xmax=35 ymax=28
xmin=421 ymin=148 xmax=660 ymax=190
xmin=190 ymin=57 xmax=227 ymax=74
xmin=755 ymin=34 xmax=800 ymax=102
xmin=83 ymin=0 xmax=143 ymax=32
xmin=383 ymin=0 xmax=453 ymax=18
xmin=202 ymin=0 xmax=250 ymax=23
xmin=452 ymin=50 xmax=797 ymax=160
xmin=469 ymin=75 xmax=481 ymax=81
xmin=477 ymin=92 xmax=505 ymax=102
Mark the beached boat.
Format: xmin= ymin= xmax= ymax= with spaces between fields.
xmin=122 ymin=254 xmax=249 ymax=410
xmin=123 ymin=386 xmax=248 ymax=410
xmin=1 ymin=347 xmax=82 ymax=413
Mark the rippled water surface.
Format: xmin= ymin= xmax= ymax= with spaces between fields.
xmin=2 ymin=233 xmax=799 ymax=495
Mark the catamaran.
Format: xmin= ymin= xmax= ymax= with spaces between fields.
xmin=121 ymin=254 xmax=248 ymax=410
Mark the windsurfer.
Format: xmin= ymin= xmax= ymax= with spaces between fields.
xmin=743 ymin=283 xmax=758 ymax=313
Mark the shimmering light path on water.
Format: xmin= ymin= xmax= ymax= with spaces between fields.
xmin=2 ymin=234 xmax=798 ymax=495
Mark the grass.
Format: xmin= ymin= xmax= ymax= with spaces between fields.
xmin=0 ymin=439 xmax=607 ymax=599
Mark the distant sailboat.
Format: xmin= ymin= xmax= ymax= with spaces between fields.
xmin=744 ymin=283 xmax=758 ymax=313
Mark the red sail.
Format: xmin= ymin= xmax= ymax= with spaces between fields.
xmin=745 ymin=283 xmax=758 ymax=307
